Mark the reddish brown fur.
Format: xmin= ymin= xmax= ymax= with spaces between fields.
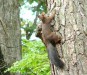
xmin=36 ymin=11 xmax=64 ymax=69
xmin=38 ymin=11 xmax=61 ymax=45
xmin=36 ymin=24 xmax=47 ymax=47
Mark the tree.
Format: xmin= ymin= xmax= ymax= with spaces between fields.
xmin=46 ymin=0 xmax=87 ymax=75
xmin=0 ymin=0 xmax=21 ymax=75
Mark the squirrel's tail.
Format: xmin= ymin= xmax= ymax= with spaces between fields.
xmin=47 ymin=43 xmax=64 ymax=69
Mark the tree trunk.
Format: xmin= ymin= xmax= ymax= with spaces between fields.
xmin=0 ymin=0 xmax=21 ymax=75
xmin=47 ymin=0 xmax=87 ymax=75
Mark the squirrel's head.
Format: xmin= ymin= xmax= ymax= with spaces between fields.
xmin=38 ymin=12 xmax=47 ymax=23
xmin=38 ymin=11 xmax=56 ymax=24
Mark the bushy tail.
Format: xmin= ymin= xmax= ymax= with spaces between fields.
xmin=47 ymin=43 xmax=64 ymax=69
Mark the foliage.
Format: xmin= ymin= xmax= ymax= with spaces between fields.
xmin=28 ymin=0 xmax=47 ymax=13
xmin=19 ymin=0 xmax=25 ymax=6
xmin=12 ymin=1 xmax=49 ymax=74
xmin=19 ymin=0 xmax=47 ymax=13
xmin=19 ymin=0 xmax=47 ymax=39
xmin=5 ymin=39 xmax=50 ymax=75
xmin=21 ymin=20 xmax=36 ymax=39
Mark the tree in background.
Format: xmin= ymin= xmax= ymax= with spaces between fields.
xmin=0 ymin=0 xmax=21 ymax=75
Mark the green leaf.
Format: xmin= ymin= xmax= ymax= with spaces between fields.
xmin=6 ymin=40 xmax=50 ymax=75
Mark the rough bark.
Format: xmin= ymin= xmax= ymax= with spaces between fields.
xmin=0 ymin=0 xmax=21 ymax=75
xmin=47 ymin=0 xmax=87 ymax=75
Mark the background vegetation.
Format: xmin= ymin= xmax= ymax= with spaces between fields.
xmin=6 ymin=40 xmax=50 ymax=75
xmin=6 ymin=0 xmax=50 ymax=75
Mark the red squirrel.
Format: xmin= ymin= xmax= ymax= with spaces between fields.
xmin=36 ymin=24 xmax=46 ymax=46
xmin=37 ymin=11 xmax=64 ymax=69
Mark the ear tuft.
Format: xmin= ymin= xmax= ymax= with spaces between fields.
xmin=41 ymin=12 xmax=45 ymax=16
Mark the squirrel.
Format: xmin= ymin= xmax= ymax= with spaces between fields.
xmin=36 ymin=24 xmax=46 ymax=46
xmin=37 ymin=11 xmax=64 ymax=69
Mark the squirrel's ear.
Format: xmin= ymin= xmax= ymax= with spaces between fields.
xmin=38 ymin=12 xmax=45 ymax=20
xmin=41 ymin=12 xmax=45 ymax=16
